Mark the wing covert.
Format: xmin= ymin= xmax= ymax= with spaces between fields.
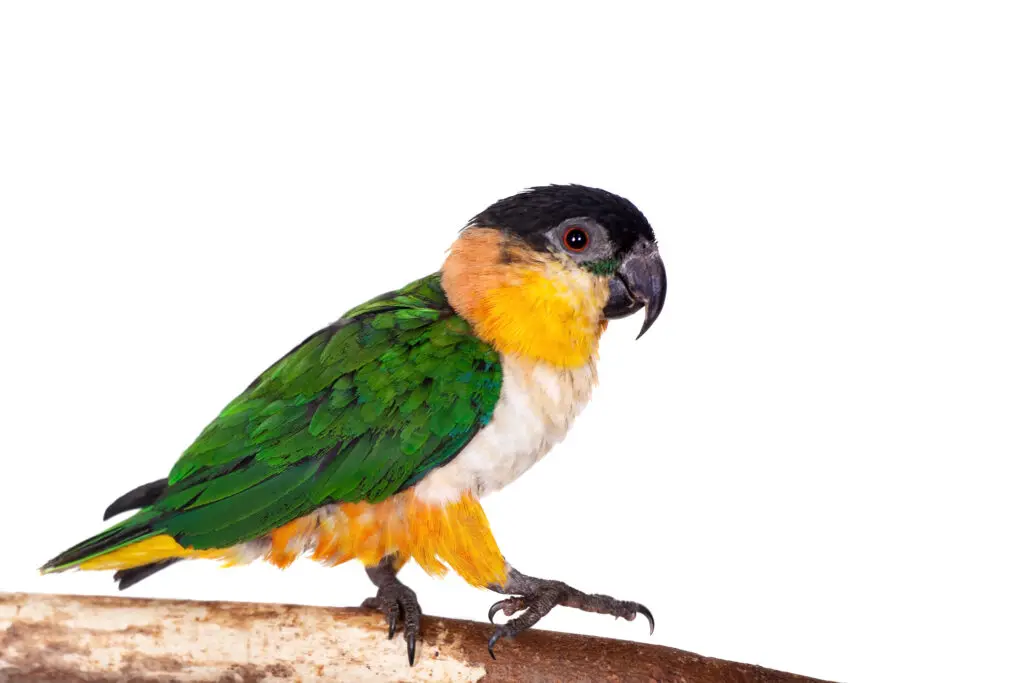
xmin=150 ymin=273 xmax=501 ymax=550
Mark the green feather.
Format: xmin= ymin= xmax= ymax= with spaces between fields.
xmin=584 ymin=257 xmax=621 ymax=276
xmin=43 ymin=273 xmax=504 ymax=569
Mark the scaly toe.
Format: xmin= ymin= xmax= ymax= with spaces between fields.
xmin=485 ymin=600 xmax=552 ymax=658
xmin=486 ymin=568 xmax=655 ymax=655
xmin=361 ymin=595 xmax=399 ymax=639
xmin=362 ymin=583 xmax=421 ymax=660
xmin=399 ymin=594 xmax=421 ymax=665
xmin=487 ymin=597 xmax=528 ymax=623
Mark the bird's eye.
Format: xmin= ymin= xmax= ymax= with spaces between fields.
xmin=562 ymin=226 xmax=590 ymax=252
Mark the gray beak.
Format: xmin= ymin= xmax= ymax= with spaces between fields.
xmin=602 ymin=239 xmax=667 ymax=339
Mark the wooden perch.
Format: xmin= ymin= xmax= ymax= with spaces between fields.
xmin=1 ymin=593 xmax=831 ymax=682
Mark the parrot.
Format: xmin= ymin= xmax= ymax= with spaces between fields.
xmin=41 ymin=184 xmax=668 ymax=663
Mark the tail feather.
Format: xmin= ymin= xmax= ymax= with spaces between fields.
xmin=40 ymin=510 xmax=160 ymax=573
xmin=113 ymin=558 xmax=180 ymax=590
xmin=42 ymin=478 xmax=172 ymax=573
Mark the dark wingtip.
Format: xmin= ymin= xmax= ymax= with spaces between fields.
xmin=104 ymin=478 xmax=169 ymax=520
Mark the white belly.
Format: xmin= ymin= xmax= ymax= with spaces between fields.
xmin=413 ymin=353 xmax=598 ymax=504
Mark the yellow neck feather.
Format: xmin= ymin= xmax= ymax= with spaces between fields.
xmin=441 ymin=229 xmax=608 ymax=368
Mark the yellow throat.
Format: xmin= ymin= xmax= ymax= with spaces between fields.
xmin=441 ymin=228 xmax=609 ymax=368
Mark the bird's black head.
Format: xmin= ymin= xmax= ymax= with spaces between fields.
xmin=468 ymin=184 xmax=667 ymax=338
xmin=470 ymin=184 xmax=656 ymax=257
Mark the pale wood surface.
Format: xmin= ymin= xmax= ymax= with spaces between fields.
xmin=0 ymin=593 xmax=833 ymax=682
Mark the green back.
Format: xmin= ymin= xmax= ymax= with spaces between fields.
xmin=147 ymin=273 xmax=501 ymax=549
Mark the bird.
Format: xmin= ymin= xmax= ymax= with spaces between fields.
xmin=41 ymin=184 xmax=668 ymax=664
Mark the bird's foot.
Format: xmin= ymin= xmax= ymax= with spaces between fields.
xmin=362 ymin=559 xmax=421 ymax=665
xmin=486 ymin=567 xmax=653 ymax=658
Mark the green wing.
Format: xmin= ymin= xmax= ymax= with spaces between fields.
xmin=157 ymin=273 xmax=502 ymax=549
xmin=50 ymin=274 xmax=502 ymax=565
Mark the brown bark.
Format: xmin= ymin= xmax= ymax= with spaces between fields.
xmin=0 ymin=592 xmax=832 ymax=682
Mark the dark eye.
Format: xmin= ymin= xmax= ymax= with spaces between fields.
xmin=562 ymin=226 xmax=590 ymax=252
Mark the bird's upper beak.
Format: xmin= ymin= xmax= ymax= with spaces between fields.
xmin=602 ymin=239 xmax=667 ymax=339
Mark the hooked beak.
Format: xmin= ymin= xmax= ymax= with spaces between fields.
xmin=602 ymin=239 xmax=667 ymax=339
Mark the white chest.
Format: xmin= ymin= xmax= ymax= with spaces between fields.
xmin=413 ymin=354 xmax=598 ymax=504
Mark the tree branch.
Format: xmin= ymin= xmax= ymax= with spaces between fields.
xmin=1 ymin=593 xmax=831 ymax=682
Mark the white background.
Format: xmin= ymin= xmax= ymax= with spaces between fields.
xmin=1 ymin=3 xmax=1021 ymax=681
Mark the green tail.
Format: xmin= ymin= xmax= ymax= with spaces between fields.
xmin=40 ymin=510 xmax=161 ymax=573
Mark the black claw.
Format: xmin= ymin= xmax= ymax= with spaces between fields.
xmin=485 ymin=566 xmax=655 ymax=656
xmin=407 ymin=634 xmax=416 ymax=665
xmin=636 ymin=603 xmax=655 ymax=635
xmin=387 ymin=615 xmax=397 ymax=640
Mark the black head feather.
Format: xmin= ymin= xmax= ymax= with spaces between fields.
xmin=470 ymin=185 xmax=655 ymax=254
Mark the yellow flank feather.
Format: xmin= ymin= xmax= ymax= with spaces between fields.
xmin=78 ymin=492 xmax=507 ymax=589
xmin=305 ymin=491 xmax=507 ymax=588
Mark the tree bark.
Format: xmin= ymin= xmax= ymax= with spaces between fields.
xmin=0 ymin=592 xmax=832 ymax=682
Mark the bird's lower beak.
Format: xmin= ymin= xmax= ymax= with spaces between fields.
xmin=602 ymin=239 xmax=667 ymax=339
